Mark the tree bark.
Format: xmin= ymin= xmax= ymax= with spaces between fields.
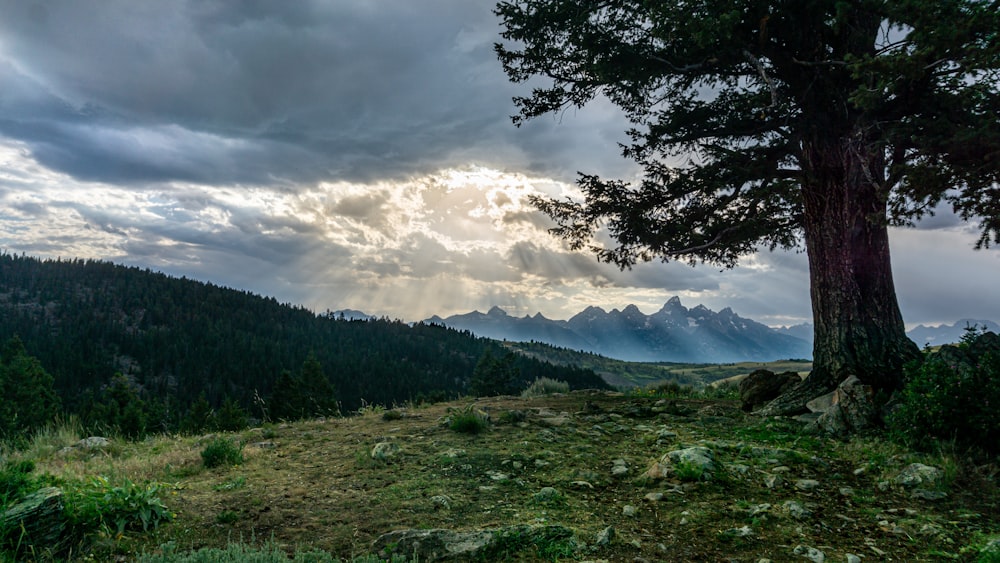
xmin=759 ymin=129 xmax=920 ymax=416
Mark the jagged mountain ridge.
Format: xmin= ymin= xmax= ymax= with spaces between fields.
xmin=425 ymin=297 xmax=813 ymax=363
xmin=774 ymin=319 xmax=1000 ymax=348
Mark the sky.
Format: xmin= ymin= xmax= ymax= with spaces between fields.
xmin=1 ymin=1 xmax=998 ymax=329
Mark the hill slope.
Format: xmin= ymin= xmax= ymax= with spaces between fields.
xmin=12 ymin=392 xmax=998 ymax=561
xmin=0 ymin=253 xmax=607 ymax=433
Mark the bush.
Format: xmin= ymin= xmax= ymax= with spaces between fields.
xmin=0 ymin=459 xmax=38 ymax=507
xmin=448 ymin=406 xmax=488 ymax=435
xmin=521 ymin=377 xmax=570 ymax=398
xmin=201 ymin=438 xmax=244 ymax=468
xmin=888 ymin=331 xmax=1000 ymax=457
xmin=64 ymin=476 xmax=173 ymax=535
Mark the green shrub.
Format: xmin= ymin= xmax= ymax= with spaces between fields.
xmin=888 ymin=332 xmax=1000 ymax=457
xmin=521 ymin=377 xmax=570 ymax=398
xmin=64 ymin=476 xmax=173 ymax=535
xmin=0 ymin=459 xmax=38 ymax=507
xmin=448 ymin=406 xmax=488 ymax=435
xmin=381 ymin=409 xmax=404 ymax=421
xmin=201 ymin=438 xmax=244 ymax=468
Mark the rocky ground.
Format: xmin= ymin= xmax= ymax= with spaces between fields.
xmin=28 ymin=391 xmax=1000 ymax=561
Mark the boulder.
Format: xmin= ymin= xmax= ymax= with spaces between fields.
xmin=812 ymin=375 xmax=878 ymax=437
xmin=739 ymin=370 xmax=801 ymax=412
xmin=1 ymin=487 xmax=65 ymax=554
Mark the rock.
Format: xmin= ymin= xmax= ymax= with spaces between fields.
xmin=662 ymin=446 xmax=715 ymax=476
xmin=805 ymin=390 xmax=836 ymax=413
xmin=595 ymin=525 xmax=614 ymax=546
xmin=723 ymin=525 xmax=754 ymax=537
xmin=894 ymin=463 xmax=943 ymax=488
xmin=533 ymin=487 xmax=561 ymax=503
xmin=644 ymin=492 xmax=664 ymax=502
xmin=622 ymin=505 xmax=638 ymax=517
xmin=846 ymin=555 xmax=862 ymax=563
xmin=641 ymin=461 xmax=671 ymax=481
xmin=763 ymin=474 xmax=784 ymax=489
xmin=611 ymin=458 xmax=629 ymax=478
xmin=77 ymin=436 xmax=110 ymax=449
xmin=911 ymin=489 xmax=947 ymax=501
xmin=430 ymin=495 xmax=452 ymax=510
xmin=813 ymin=375 xmax=878 ymax=436
xmin=739 ymin=369 xmax=801 ymax=412
xmin=783 ymin=500 xmax=812 ymax=520
xmin=794 ymin=479 xmax=820 ymax=491
xmin=792 ymin=545 xmax=825 ymax=562
xmin=373 ymin=528 xmax=494 ymax=561
xmin=371 ymin=441 xmax=400 ymax=461
xmin=1 ymin=487 xmax=65 ymax=553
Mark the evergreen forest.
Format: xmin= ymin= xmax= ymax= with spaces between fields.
xmin=0 ymin=253 xmax=608 ymax=440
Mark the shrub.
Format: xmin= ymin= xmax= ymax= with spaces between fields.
xmin=201 ymin=438 xmax=244 ymax=468
xmin=0 ymin=459 xmax=38 ymax=507
xmin=64 ymin=476 xmax=173 ymax=535
xmin=521 ymin=377 xmax=570 ymax=398
xmin=888 ymin=331 xmax=1000 ymax=457
xmin=448 ymin=406 xmax=488 ymax=435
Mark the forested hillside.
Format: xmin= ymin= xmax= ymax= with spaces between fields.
xmin=0 ymin=253 xmax=607 ymax=438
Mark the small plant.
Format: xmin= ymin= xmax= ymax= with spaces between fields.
xmin=64 ymin=476 xmax=174 ymax=535
xmin=521 ymin=377 xmax=570 ymax=398
xmin=215 ymin=510 xmax=240 ymax=524
xmin=213 ymin=476 xmax=246 ymax=491
xmin=674 ymin=459 xmax=707 ymax=482
xmin=381 ymin=409 xmax=404 ymax=421
xmin=448 ymin=406 xmax=488 ymax=435
xmin=200 ymin=438 xmax=244 ymax=468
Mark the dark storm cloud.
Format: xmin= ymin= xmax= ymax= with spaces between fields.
xmin=0 ymin=0 xmax=635 ymax=186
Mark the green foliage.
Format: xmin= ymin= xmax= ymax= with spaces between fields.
xmin=470 ymin=349 xmax=520 ymax=397
xmin=0 ymin=253 xmax=603 ymax=436
xmin=0 ymin=459 xmax=39 ymax=508
xmin=674 ymin=459 xmax=707 ymax=482
xmin=86 ymin=373 xmax=148 ymax=439
xmin=212 ymin=476 xmax=246 ymax=492
xmin=477 ymin=526 xmax=576 ymax=562
xmin=381 ymin=409 xmax=403 ymax=421
xmin=448 ymin=406 xmax=488 ymax=435
xmin=201 ymin=438 xmax=244 ymax=469
xmin=182 ymin=393 xmax=215 ymax=434
xmin=215 ymin=396 xmax=249 ymax=432
xmin=521 ymin=377 xmax=570 ymax=397
xmin=63 ymin=476 xmax=174 ymax=535
xmin=888 ymin=335 xmax=1000 ymax=457
xmin=0 ymin=336 xmax=62 ymax=445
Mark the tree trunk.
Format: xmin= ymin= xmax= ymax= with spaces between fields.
xmin=759 ymin=130 xmax=919 ymax=416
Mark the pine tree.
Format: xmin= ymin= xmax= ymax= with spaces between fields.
xmin=496 ymin=0 xmax=1000 ymax=414
xmin=0 ymin=336 xmax=61 ymax=441
xmin=300 ymin=352 xmax=338 ymax=417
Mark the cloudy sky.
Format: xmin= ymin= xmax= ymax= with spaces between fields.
xmin=1 ymin=1 xmax=997 ymax=328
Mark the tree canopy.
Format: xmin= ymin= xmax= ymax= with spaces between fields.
xmin=496 ymin=0 xmax=1000 ymax=413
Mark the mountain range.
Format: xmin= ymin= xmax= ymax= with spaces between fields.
xmin=408 ymin=301 xmax=997 ymax=364
xmin=423 ymin=297 xmax=812 ymax=363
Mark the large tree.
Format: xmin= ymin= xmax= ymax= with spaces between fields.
xmin=496 ymin=0 xmax=1000 ymax=414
